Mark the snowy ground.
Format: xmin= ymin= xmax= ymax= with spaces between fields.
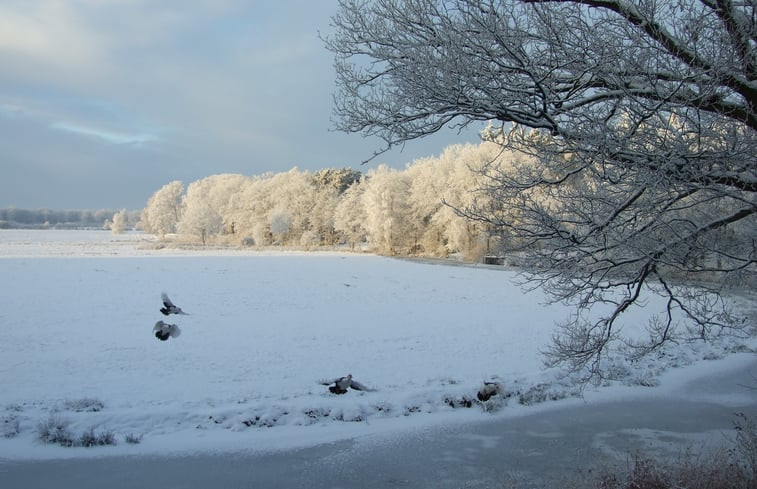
xmin=0 ymin=229 xmax=754 ymax=460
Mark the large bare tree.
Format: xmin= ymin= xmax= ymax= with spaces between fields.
xmin=325 ymin=0 xmax=757 ymax=381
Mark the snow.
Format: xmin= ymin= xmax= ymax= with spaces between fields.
xmin=0 ymin=229 xmax=754 ymax=460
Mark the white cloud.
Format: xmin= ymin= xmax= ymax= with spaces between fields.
xmin=0 ymin=1 xmax=482 ymax=209
xmin=0 ymin=1 xmax=106 ymax=71
xmin=50 ymin=121 xmax=158 ymax=146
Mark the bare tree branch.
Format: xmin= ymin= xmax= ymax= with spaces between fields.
xmin=326 ymin=0 xmax=757 ymax=381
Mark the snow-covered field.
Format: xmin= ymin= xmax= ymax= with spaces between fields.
xmin=0 ymin=229 xmax=754 ymax=460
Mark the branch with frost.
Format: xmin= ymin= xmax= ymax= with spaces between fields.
xmin=328 ymin=0 xmax=757 ymax=381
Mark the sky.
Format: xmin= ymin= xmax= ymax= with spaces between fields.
xmin=0 ymin=1 xmax=483 ymax=211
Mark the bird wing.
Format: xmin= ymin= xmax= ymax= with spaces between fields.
xmin=349 ymin=380 xmax=373 ymax=391
xmin=161 ymin=292 xmax=175 ymax=308
xmin=153 ymin=321 xmax=167 ymax=332
xmin=169 ymin=325 xmax=181 ymax=338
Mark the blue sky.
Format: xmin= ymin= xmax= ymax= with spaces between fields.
xmin=0 ymin=1 xmax=482 ymax=210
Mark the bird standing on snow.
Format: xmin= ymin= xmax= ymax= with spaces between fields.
xmin=153 ymin=320 xmax=181 ymax=341
xmin=477 ymin=381 xmax=504 ymax=402
xmin=321 ymin=374 xmax=373 ymax=394
xmin=160 ymin=292 xmax=189 ymax=316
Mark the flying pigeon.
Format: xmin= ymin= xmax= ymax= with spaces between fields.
xmin=320 ymin=374 xmax=373 ymax=394
xmin=160 ymin=292 xmax=189 ymax=316
xmin=477 ymin=381 xmax=504 ymax=402
xmin=153 ymin=320 xmax=181 ymax=341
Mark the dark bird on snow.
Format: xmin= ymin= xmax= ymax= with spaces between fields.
xmin=153 ymin=320 xmax=181 ymax=341
xmin=320 ymin=374 xmax=373 ymax=394
xmin=160 ymin=292 xmax=189 ymax=316
xmin=477 ymin=381 xmax=504 ymax=402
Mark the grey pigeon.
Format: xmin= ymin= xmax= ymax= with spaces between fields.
xmin=160 ymin=292 xmax=189 ymax=316
xmin=153 ymin=320 xmax=181 ymax=341
xmin=321 ymin=374 xmax=373 ymax=394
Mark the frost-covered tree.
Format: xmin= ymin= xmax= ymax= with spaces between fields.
xmin=266 ymin=169 xmax=318 ymax=245
xmin=326 ymin=0 xmax=757 ymax=380
xmin=311 ymin=168 xmax=362 ymax=195
xmin=222 ymin=168 xmax=318 ymax=247
xmin=405 ymin=145 xmax=481 ymax=257
xmin=361 ymin=164 xmax=415 ymax=254
xmin=177 ymin=202 xmax=222 ymax=245
xmin=182 ymin=174 xmax=250 ymax=236
xmin=269 ymin=207 xmax=293 ymax=243
xmin=110 ymin=209 xmax=128 ymax=234
xmin=226 ymin=174 xmax=271 ymax=245
xmin=178 ymin=177 xmax=239 ymax=244
xmin=334 ymin=179 xmax=367 ymax=249
xmin=406 ymin=142 xmax=513 ymax=259
xmin=310 ymin=168 xmax=362 ymax=245
xmin=140 ymin=180 xmax=184 ymax=238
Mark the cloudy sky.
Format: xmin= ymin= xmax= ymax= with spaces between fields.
xmin=0 ymin=1 xmax=482 ymax=210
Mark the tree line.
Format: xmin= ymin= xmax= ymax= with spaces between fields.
xmin=140 ymin=139 xmax=526 ymax=261
xmin=0 ymin=208 xmax=139 ymax=230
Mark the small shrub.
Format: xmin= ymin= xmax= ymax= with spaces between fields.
xmin=78 ymin=428 xmax=98 ymax=447
xmin=241 ymin=416 xmax=260 ymax=427
xmin=124 ymin=433 xmax=143 ymax=445
xmin=518 ymin=383 xmax=570 ymax=405
xmin=303 ymin=408 xmax=331 ymax=420
xmin=242 ymin=413 xmax=284 ymax=428
xmin=594 ymin=450 xmax=753 ymax=489
xmin=404 ymin=405 xmax=421 ymax=416
xmin=479 ymin=397 xmax=506 ymax=413
xmin=37 ymin=416 xmax=117 ymax=448
xmin=6 ymin=403 xmax=23 ymax=413
xmin=732 ymin=412 xmax=757 ymax=485
xmin=63 ymin=398 xmax=104 ymax=413
xmin=623 ymin=455 xmax=670 ymax=488
xmin=2 ymin=416 xmax=20 ymax=438
xmin=586 ymin=415 xmax=757 ymax=489
xmin=37 ymin=416 xmax=75 ymax=447
xmin=626 ymin=373 xmax=661 ymax=388
xmin=98 ymin=429 xmax=117 ymax=446
xmin=507 ymin=413 xmax=757 ymax=489
xmin=372 ymin=402 xmax=392 ymax=414
xmin=79 ymin=428 xmax=116 ymax=447
xmin=443 ymin=395 xmax=474 ymax=409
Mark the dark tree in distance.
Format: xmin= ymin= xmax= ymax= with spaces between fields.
xmin=325 ymin=0 xmax=757 ymax=381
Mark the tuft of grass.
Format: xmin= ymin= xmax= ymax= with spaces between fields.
xmin=37 ymin=415 xmax=117 ymax=448
xmin=589 ymin=413 xmax=757 ymax=489
xmin=36 ymin=416 xmax=75 ymax=447
xmin=504 ymin=413 xmax=757 ymax=489
xmin=79 ymin=428 xmax=117 ymax=447
xmin=592 ymin=449 xmax=754 ymax=489
xmin=63 ymin=398 xmax=105 ymax=413
xmin=479 ymin=396 xmax=506 ymax=413
xmin=518 ymin=383 xmax=571 ymax=405
xmin=124 ymin=433 xmax=143 ymax=445
xmin=732 ymin=411 xmax=757 ymax=486
xmin=443 ymin=395 xmax=474 ymax=409
xmin=2 ymin=416 xmax=21 ymax=438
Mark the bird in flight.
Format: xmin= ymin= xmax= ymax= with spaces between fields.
xmin=160 ymin=292 xmax=189 ymax=316
xmin=153 ymin=320 xmax=182 ymax=341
